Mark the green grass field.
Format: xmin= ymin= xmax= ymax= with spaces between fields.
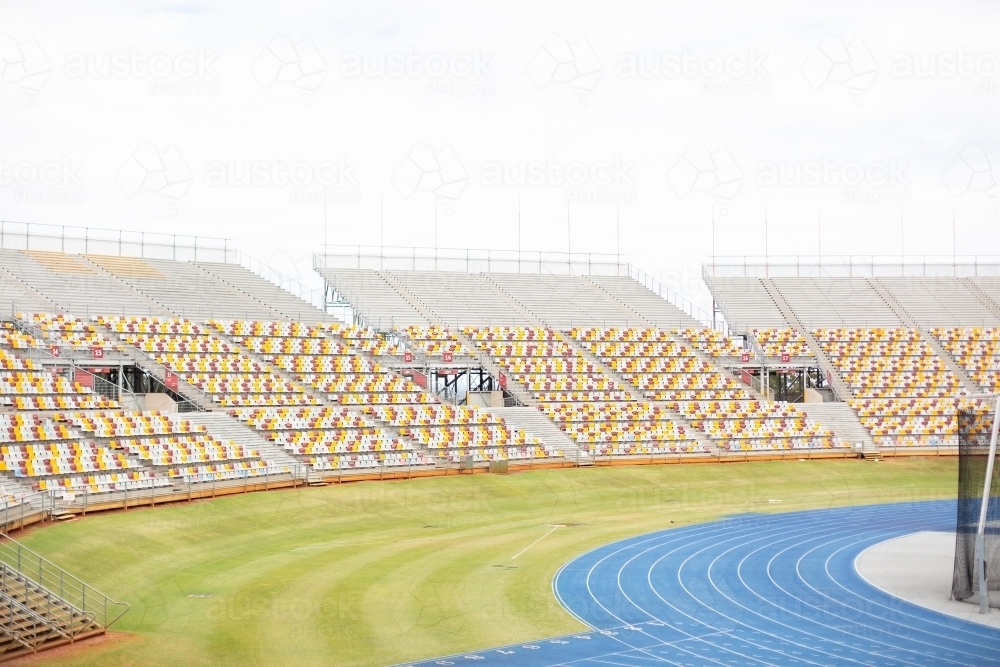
xmin=16 ymin=458 xmax=956 ymax=667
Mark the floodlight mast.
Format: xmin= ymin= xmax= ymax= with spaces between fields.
xmin=976 ymin=394 xmax=1000 ymax=613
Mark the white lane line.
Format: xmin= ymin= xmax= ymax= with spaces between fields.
xmin=511 ymin=524 xmax=564 ymax=560
xmin=585 ymin=520 xmax=774 ymax=666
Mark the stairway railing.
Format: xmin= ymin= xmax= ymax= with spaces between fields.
xmin=0 ymin=533 xmax=128 ymax=630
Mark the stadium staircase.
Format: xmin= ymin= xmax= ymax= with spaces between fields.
xmin=126 ymin=351 xmax=215 ymax=411
xmin=0 ymin=270 xmax=57 ymax=315
xmin=180 ymin=412 xmax=300 ymax=471
xmin=760 ymin=278 xmax=854 ymax=400
xmin=959 ymin=277 xmax=1000 ymax=319
xmin=0 ymin=532 xmax=126 ymax=661
xmin=867 ymin=278 xmax=979 ymax=393
xmin=76 ymin=256 xmax=173 ymax=316
xmin=374 ymin=271 xmax=538 ymax=407
xmin=194 ymin=263 xmax=324 ymax=322
xmin=485 ymin=407 xmax=585 ymax=463
xmin=798 ymin=402 xmax=878 ymax=458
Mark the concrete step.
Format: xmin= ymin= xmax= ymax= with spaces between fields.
xmin=485 ymin=406 xmax=584 ymax=462
xmin=798 ymin=402 xmax=874 ymax=455
xmin=180 ymin=412 xmax=301 ymax=470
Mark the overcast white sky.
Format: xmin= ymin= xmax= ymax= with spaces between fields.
xmin=2 ymin=1 xmax=999 ymax=307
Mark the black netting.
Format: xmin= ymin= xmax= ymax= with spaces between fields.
xmin=953 ymin=401 xmax=1000 ymax=606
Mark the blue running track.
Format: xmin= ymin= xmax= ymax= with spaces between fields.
xmin=397 ymin=501 xmax=1000 ymax=666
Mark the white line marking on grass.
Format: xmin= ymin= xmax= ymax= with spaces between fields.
xmin=511 ymin=524 xmax=564 ymax=560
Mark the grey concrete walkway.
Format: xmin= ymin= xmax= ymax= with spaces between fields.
xmin=857 ymin=530 xmax=1000 ymax=628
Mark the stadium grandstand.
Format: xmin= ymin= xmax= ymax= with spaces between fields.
xmin=1 ymin=226 xmax=998 ymax=505
xmin=1 ymin=224 xmax=999 ymax=657
xmin=3 ymin=231 xmax=999 ymax=505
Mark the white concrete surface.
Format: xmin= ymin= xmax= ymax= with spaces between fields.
xmin=857 ymin=530 xmax=1000 ymax=629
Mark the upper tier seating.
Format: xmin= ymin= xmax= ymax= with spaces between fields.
xmin=878 ymin=278 xmax=999 ymax=327
xmin=0 ymin=274 xmax=51 ymax=315
xmin=702 ymin=277 xmax=787 ymax=333
xmin=772 ymin=278 xmax=900 ymax=329
xmin=195 ymin=262 xmax=325 ymax=321
xmin=0 ymin=250 xmax=160 ymax=315
xmin=484 ymin=273 xmax=640 ymax=327
xmin=87 ymin=255 xmax=284 ymax=320
xmin=19 ymin=313 xmax=114 ymax=349
xmin=316 ymin=268 xmax=428 ymax=327
xmin=387 ymin=271 xmax=532 ymax=326
xmin=0 ymin=323 xmax=39 ymax=349
xmin=585 ymin=275 xmax=704 ymax=329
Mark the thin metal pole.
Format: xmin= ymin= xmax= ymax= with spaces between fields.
xmin=975 ymin=394 xmax=1000 ymax=614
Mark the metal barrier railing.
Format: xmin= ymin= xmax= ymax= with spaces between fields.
xmin=0 ymin=531 xmax=129 ymax=629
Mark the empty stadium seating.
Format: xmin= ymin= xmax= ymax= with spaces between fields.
xmin=677 ymin=328 xmax=743 ymax=358
xmin=103 ymin=316 xmax=319 ymax=407
xmin=0 ymin=345 xmax=117 ymax=411
xmin=213 ymin=320 xmax=550 ymax=466
xmin=567 ymin=327 xmax=838 ymax=452
xmin=464 ymin=326 xmax=706 ymax=457
xmin=751 ymin=328 xmax=814 ymax=359
xmin=931 ymin=327 xmax=1000 ymax=392
xmin=57 ymin=410 xmax=286 ymax=485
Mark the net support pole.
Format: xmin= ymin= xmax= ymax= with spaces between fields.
xmin=975 ymin=394 xmax=1000 ymax=613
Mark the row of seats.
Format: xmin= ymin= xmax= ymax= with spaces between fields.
xmin=931 ymin=327 xmax=1000 ymax=392
xmin=677 ymin=328 xmax=743 ymax=357
xmin=17 ymin=313 xmax=113 ymax=349
xmin=103 ymin=316 xmax=319 ymax=408
xmin=216 ymin=322 xmax=551 ymax=465
xmin=0 ymin=413 xmax=74 ymax=443
xmin=36 ymin=471 xmax=172 ymax=496
xmin=230 ymin=405 xmax=416 ymax=458
xmin=568 ymin=327 xmax=838 ymax=452
xmin=815 ymin=328 xmax=965 ymax=399
xmin=750 ymin=328 xmax=813 ymax=358
xmin=400 ymin=325 xmax=472 ymax=357
xmin=466 ymin=326 xmax=703 ymax=456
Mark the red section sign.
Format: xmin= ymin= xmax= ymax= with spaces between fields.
xmin=74 ymin=370 xmax=93 ymax=388
xmin=780 ymin=352 xmax=790 ymax=363
xmin=92 ymin=347 xmax=105 ymax=359
xmin=164 ymin=370 xmax=179 ymax=391
xmin=49 ymin=345 xmax=60 ymax=358
xmin=442 ymin=351 xmax=453 ymax=363
xmin=403 ymin=351 xmax=413 ymax=363
xmin=498 ymin=373 xmax=507 ymax=389
xmin=740 ymin=352 xmax=750 ymax=363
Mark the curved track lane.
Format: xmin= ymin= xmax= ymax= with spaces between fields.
xmin=398 ymin=501 xmax=1000 ymax=666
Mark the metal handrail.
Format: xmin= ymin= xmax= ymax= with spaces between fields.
xmin=703 ymin=254 xmax=1000 ymax=278
xmin=0 ymin=219 xmax=232 ymax=263
xmin=628 ymin=264 xmax=716 ymax=329
xmin=231 ymin=250 xmax=327 ymax=314
xmin=0 ymin=533 xmax=129 ymax=629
